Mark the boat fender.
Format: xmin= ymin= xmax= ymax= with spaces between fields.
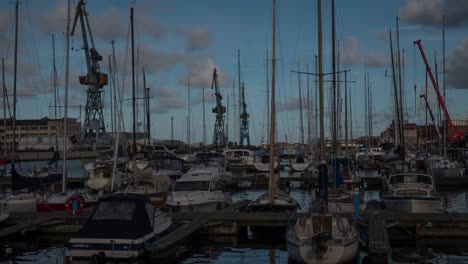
xmin=65 ymin=195 xmax=84 ymax=215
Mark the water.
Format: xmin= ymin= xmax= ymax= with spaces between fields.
xmin=2 ymin=166 xmax=468 ymax=263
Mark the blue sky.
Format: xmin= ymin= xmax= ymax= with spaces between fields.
xmin=0 ymin=0 xmax=467 ymax=145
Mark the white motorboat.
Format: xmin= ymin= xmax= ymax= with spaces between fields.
xmin=425 ymin=156 xmax=464 ymax=177
xmin=152 ymin=156 xmax=184 ymax=181
xmin=287 ymin=214 xmax=359 ymax=264
xmin=381 ymin=173 xmax=442 ymax=213
xmin=165 ymin=166 xmax=231 ymax=213
xmin=222 ymin=148 xmax=255 ymax=170
xmin=68 ymin=193 xmax=172 ymax=259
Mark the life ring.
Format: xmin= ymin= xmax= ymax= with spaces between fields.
xmin=65 ymin=195 xmax=84 ymax=215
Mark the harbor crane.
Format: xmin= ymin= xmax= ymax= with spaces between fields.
xmin=71 ymin=0 xmax=108 ymax=145
xmin=414 ymin=39 xmax=465 ymax=143
xmin=240 ymin=82 xmax=250 ymax=146
xmin=211 ymin=68 xmax=226 ymax=147
xmin=420 ymin=94 xmax=442 ymax=141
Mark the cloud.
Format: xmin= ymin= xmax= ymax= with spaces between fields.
xmin=340 ymin=36 xmax=388 ymax=67
xmin=176 ymin=26 xmax=212 ymax=50
xmin=137 ymin=44 xmax=183 ymax=73
xmin=277 ymin=97 xmax=309 ymax=112
xmin=37 ymin=2 xmax=164 ymax=42
xmin=191 ymin=94 xmax=214 ymax=106
xmin=446 ymin=39 xmax=468 ymax=89
xmin=399 ymin=0 xmax=468 ymax=27
xmin=152 ymin=87 xmax=185 ymax=113
xmin=177 ymin=57 xmax=230 ymax=88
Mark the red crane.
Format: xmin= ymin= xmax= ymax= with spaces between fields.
xmin=413 ymin=39 xmax=464 ymax=142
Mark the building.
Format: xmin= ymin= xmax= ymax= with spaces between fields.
xmin=1 ymin=117 xmax=81 ymax=152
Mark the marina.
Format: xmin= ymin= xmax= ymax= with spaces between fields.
xmin=1 ymin=0 xmax=468 ymax=263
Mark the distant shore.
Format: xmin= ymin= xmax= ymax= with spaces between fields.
xmin=8 ymin=151 xmax=99 ymax=162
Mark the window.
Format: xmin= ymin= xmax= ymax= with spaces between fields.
xmin=92 ymin=201 xmax=136 ymax=221
xmin=174 ymin=181 xmax=210 ymax=191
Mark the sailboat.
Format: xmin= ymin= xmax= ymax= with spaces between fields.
xmin=243 ymin=0 xmax=298 ymax=214
xmin=286 ymin=0 xmax=359 ymax=263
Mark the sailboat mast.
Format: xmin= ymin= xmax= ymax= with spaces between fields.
xmin=188 ymin=76 xmax=191 ymax=154
xmin=396 ymin=17 xmax=405 ymax=158
xmin=344 ymin=71 xmax=348 ymax=158
xmin=238 ymin=49 xmax=241 ymax=145
xmin=52 ymin=34 xmax=59 ymax=157
xmin=12 ymin=0 xmax=18 ymax=165
xmin=318 ymin=0 xmax=325 ymax=161
xmin=268 ymin=0 xmax=277 ymax=203
xmin=2 ymin=59 xmax=6 ymax=158
xmin=442 ymin=15 xmax=446 ymax=158
xmin=131 ymin=7 xmax=137 ymax=178
xmin=389 ymin=29 xmax=401 ymax=151
xmin=203 ymin=86 xmax=206 ymax=149
xmin=62 ymin=0 xmax=70 ymax=193
xmin=298 ymin=62 xmax=304 ymax=145
xmin=331 ymin=0 xmax=337 ymax=154
xmin=307 ymin=63 xmax=311 ymax=153
xmin=266 ymin=49 xmax=270 ymax=144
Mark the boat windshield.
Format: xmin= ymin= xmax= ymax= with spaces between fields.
xmin=92 ymin=201 xmax=136 ymax=221
xmin=154 ymin=159 xmax=182 ymax=170
xmin=174 ymin=181 xmax=210 ymax=191
xmin=389 ymin=174 xmax=433 ymax=185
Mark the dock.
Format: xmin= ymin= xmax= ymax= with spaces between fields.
xmin=2 ymin=201 xmax=468 ymax=263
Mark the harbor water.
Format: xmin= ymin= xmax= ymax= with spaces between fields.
xmin=1 ymin=160 xmax=468 ymax=263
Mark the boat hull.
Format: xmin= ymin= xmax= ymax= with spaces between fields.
xmin=382 ymin=196 xmax=442 ymax=213
xmin=69 ymin=237 xmax=149 ymax=259
xmin=167 ymin=201 xmax=224 ymax=213
xmin=287 ymin=232 xmax=359 ymax=264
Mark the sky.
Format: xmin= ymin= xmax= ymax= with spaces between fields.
xmin=0 ymin=0 xmax=467 ymax=145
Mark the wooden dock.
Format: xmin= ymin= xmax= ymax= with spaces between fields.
xmin=367 ymin=212 xmax=391 ymax=263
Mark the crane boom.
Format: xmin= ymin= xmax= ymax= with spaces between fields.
xmin=414 ymin=39 xmax=463 ymax=141
xmin=420 ymin=94 xmax=442 ymax=140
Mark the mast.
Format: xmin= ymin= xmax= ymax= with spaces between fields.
xmin=364 ymin=73 xmax=368 ymax=147
xmin=12 ymin=0 xmax=18 ymax=165
xmin=315 ymin=54 xmax=318 ymax=151
xmin=2 ymin=59 xmax=6 ymax=157
xmin=62 ymin=0 xmax=71 ymax=193
xmin=143 ymin=68 xmax=150 ymax=147
xmin=266 ymin=48 xmax=270 ymax=144
xmin=203 ymin=86 xmax=206 ymax=149
xmin=396 ymin=17 xmax=405 ymax=158
xmin=52 ymin=34 xmax=59 ymax=165
xmin=318 ymin=0 xmax=325 ymax=160
xmin=131 ymin=7 xmax=136 ymax=178
xmin=389 ymin=29 xmax=401 ymax=153
xmin=187 ymin=76 xmax=191 ymax=154
xmin=331 ymin=0 xmax=337 ymax=154
xmin=442 ymin=15 xmax=446 ymax=157
xmin=344 ymin=71 xmax=348 ymax=158
xmin=297 ymin=62 xmax=304 ymax=145
xmin=268 ymin=0 xmax=277 ymax=202
xmin=307 ymin=63 xmax=312 ymax=154
xmin=238 ymin=49 xmax=241 ymax=145
xmin=350 ymin=86 xmax=353 ymax=152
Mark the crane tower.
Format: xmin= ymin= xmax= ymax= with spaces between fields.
xmin=211 ymin=68 xmax=226 ymax=147
xmin=71 ymin=0 xmax=108 ymax=145
xmin=240 ymin=82 xmax=250 ymax=146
